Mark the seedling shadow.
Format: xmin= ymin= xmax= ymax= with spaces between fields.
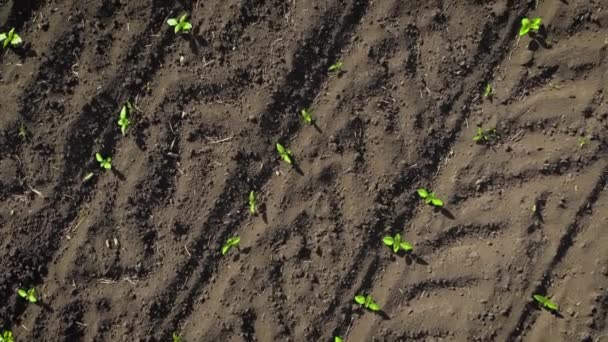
xmin=405 ymin=253 xmax=428 ymax=266
xmin=259 ymin=203 xmax=269 ymax=224
xmin=312 ymin=121 xmax=323 ymax=134
xmin=186 ymin=33 xmax=208 ymax=56
xmin=290 ymin=158 xmax=304 ymax=175
xmin=435 ymin=207 xmax=455 ymax=220
xmin=38 ymin=301 xmax=54 ymax=313
xmin=528 ymin=29 xmax=550 ymax=50
xmin=375 ymin=310 xmax=390 ymax=320
xmin=111 ymin=168 xmax=126 ymax=181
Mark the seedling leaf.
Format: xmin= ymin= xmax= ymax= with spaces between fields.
xmin=431 ymin=197 xmax=444 ymax=206
xmin=0 ymin=330 xmax=14 ymax=342
xmin=417 ymin=188 xmax=429 ymax=198
xmin=483 ymin=84 xmax=493 ymax=98
xmin=334 ymin=337 xmax=343 ymax=342
xmin=95 ymin=153 xmax=112 ymax=170
xmin=221 ymin=236 xmax=240 ymax=255
xmin=17 ymin=289 xmax=27 ymax=298
xmin=249 ymin=191 xmax=257 ymax=214
xmin=301 ymin=109 xmax=313 ymax=124
xmin=17 ymin=288 xmax=37 ymax=303
xmin=354 ymin=295 xmax=366 ymax=305
xmin=167 ymin=18 xmax=178 ymax=26
xmin=519 ymin=17 xmax=542 ymax=36
xmin=368 ymin=302 xmax=380 ymax=311
xmin=168 ymin=13 xmax=193 ymax=34
xmin=533 ymin=294 xmax=558 ymax=312
xmin=118 ymin=101 xmax=132 ymax=135
xmin=328 ymin=61 xmax=343 ymax=72
xmin=172 ymin=332 xmax=182 ymax=342
xmin=382 ymin=236 xmax=394 ymax=246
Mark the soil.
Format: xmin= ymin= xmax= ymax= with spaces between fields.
xmin=1 ymin=0 xmax=607 ymax=341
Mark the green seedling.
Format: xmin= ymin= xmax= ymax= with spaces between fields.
xmin=249 ymin=191 xmax=257 ymax=214
xmin=167 ymin=14 xmax=193 ymax=34
xmin=354 ymin=294 xmax=380 ymax=312
xmin=95 ymin=153 xmax=112 ymax=170
xmin=172 ymin=332 xmax=182 ymax=342
xmin=483 ymin=84 xmax=494 ymax=98
xmin=17 ymin=287 xmax=37 ymax=303
xmin=0 ymin=330 xmax=13 ymax=342
xmin=533 ymin=294 xmax=558 ymax=312
xmin=18 ymin=124 xmax=28 ymax=141
xmin=578 ymin=137 xmax=587 ymax=148
xmin=221 ymin=236 xmax=240 ymax=255
xmin=276 ymin=143 xmax=293 ymax=165
xmin=519 ymin=17 xmax=542 ymax=37
xmin=334 ymin=337 xmax=343 ymax=342
xmin=0 ymin=28 xmax=22 ymax=49
xmin=417 ymin=188 xmax=444 ymax=207
xmin=328 ymin=61 xmax=344 ymax=72
xmin=382 ymin=233 xmax=413 ymax=254
xmin=117 ymin=101 xmax=132 ymax=136
xmin=473 ymin=127 xmax=498 ymax=144
xmin=301 ymin=109 xmax=313 ymax=125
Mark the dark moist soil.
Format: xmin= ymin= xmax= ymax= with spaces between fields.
xmin=1 ymin=0 xmax=607 ymax=341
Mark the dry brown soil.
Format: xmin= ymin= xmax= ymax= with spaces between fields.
xmin=1 ymin=0 xmax=607 ymax=341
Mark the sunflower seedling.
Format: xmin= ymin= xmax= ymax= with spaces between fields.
xmin=18 ymin=124 xmax=28 ymax=141
xmin=519 ymin=17 xmax=542 ymax=37
xmin=249 ymin=191 xmax=257 ymax=214
xmin=95 ymin=153 xmax=112 ymax=170
xmin=328 ymin=61 xmax=343 ymax=72
xmin=221 ymin=236 xmax=240 ymax=255
xmin=167 ymin=14 xmax=193 ymax=34
xmin=172 ymin=332 xmax=182 ymax=342
xmin=301 ymin=109 xmax=314 ymax=125
xmin=483 ymin=84 xmax=494 ymax=99
xmin=334 ymin=337 xmax=343 ymax=342
xmin=354 ymin=294 xmax=380 ymax=312
xmin=0 ymin=28 xmax=22 ymax=49
xmin=118 ymin=101 xmax=132 ymax=136
xmin=473 ymin=127 xmax=498 ymax=144
xmin=276 ymin=143 xmax=293 ymax=165
xmin=382 ymin=233 xmax=413 ymax=254
xmin=0 ymin=330 xmax=13 ymax=342
xmin=417 ymin=188 xmax=444 ymax=207
xmin=578 ymin=137 xmax=587 ymax=148
xmin=533 ymin=294 xmax=558 ymax=312
xmin=17 ymin=287 xmax=37 ymax=303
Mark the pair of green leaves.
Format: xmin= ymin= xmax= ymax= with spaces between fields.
xmin=473 ymin=127 xmax=498 ymax=143
xmin=382 ymin=233 xmax=412 ymax=254
xmin=334 ymin=337 xmax=343 ymax=342
xmin=96 ymin=153 xmax=112 ymax=170
xmin=533 ymin=294 xmax=558 ymax=312
xmin=167 ymin=14 xmax=193 ymax=34
xmin=0 ymin=28 xmax=22 ymax=49
xmin=301 ymin=109 xmax=313 ymax=125
xmin=328 ymin=61 xmax=344 ymax=72
xmin=17 ymin=288 xmax=37 ymax=303
xmin=221 ymin=236 xmax=240 ymax=255
xmin=519 ymin=17 xmax=542 ymax=36
xmin=354 ymin=294 xmax=380 ymax=311
xmin=276 ymin=143 xmax=293 ymax=164
xmin=172 ymin=332 xmax=182 ymax=342
xmin=483 ymin=84 xmax=494 ymax=98
xmin=18 ymin=124 xmax=28 ymax=142
xmin=118 ymin=101 xmax=132 ymax=136
xmin=417 ymin=188 xmax=444 ymax=207
xmin=0 ymin=330 xmax=13 ymax=342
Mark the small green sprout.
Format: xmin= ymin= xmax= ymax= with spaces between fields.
xmin=276 ymin=143 xmax=293 ymax=165
xmin=221 ymin=236 xmax=240 ymax=255
xmin=334 ymin=337 xmax=343 ymax=342
xmin=301 ymin=109 xmax=313 ymax=125
xmin=0 ymin=28 xmax=22 ymax=49
xmin=483 ymin=84 xmax=494 ymax=98
xmin=354 ymin=294 xmax=380 ymax=312
xmin=118 ymin=101 xmax=132 ymax=136
xmin=249 ymin=191 xmax=257 ymax=214
xmin=0 ymin=330 xmax=13 ymax=342
xmin=95 ymin=153 xmax=112 ymax=170
xmin=167 ymin=14 xmax=193 ymax=34
xmin=533 ymin=294 xmax=558 ymax=312
xmin=17 ymin=287 xmax=37 ymax=303
xmin=473 ymin=127 xmax=498 ymax=144
xmin=172 ymin=332 xmax=182 ymax=342
xmin=18 ymin=124 xmax=28 ymax=141
xmin=578 ymin=137 xmax=587 ymax=148
xmin=328 ymin=61 xmax=344 ymax=72
xmin=382 ymin=233 xmax=413 ymax=254
xmin=417 ymin=188 xmax=444 ymax=207
xmin=519 ymin=17 xmax=542 ymax=37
